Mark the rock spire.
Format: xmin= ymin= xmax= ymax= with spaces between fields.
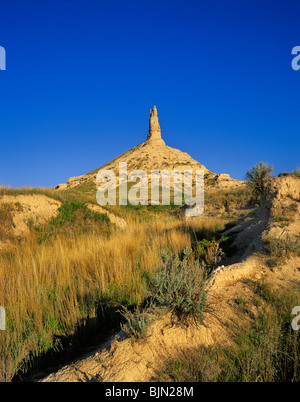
xmin=146 ymin=106 xmax=165 ymax=145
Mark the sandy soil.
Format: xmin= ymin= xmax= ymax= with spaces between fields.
xmin=0 ymin=194 xmax=61 ymax=237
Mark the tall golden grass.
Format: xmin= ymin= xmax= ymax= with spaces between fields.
xmin=0 ymin=218 xmax=199 ymax=381
xmin=0 ymin=184 xmax=238 ymax=381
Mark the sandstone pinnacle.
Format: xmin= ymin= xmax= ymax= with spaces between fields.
xmin=146 ymin=106 xmax=165 ymax=146
xmin=55 ymin=105 xmax=244 ymax=191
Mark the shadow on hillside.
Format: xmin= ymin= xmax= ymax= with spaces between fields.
xmin=12 ymin=299 xmax=130 ymax=382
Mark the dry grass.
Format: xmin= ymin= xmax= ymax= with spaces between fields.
xmin=0 ymin=219 xmax=191 ymax=381
xmin=0 ymin=185 xmax=245 ymax=381
xmin=0 ymin=203 xmax=14 ymax=240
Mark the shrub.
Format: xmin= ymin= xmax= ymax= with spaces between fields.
xmin=245 ymin=162 xmax=274 ymax=199
xmin=195 ymin=236 xmax=227 ymax=272
xmin=147 ymin=247 xmax=211 ymax=324
xmin=120 ymin=304 xmax=156 ymax=340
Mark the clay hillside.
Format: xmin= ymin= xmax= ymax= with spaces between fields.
xmin=55 ymin=106 xmax=243 ymax=193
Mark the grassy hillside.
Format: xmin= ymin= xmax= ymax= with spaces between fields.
xmin=1 ymin=183 xmax=244 ymax=381
xmin=2 ymin=183 xmax=283 ymax=382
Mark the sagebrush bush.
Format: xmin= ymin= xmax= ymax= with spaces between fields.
xmin=245 ymin=162 xmax=274 ymax=199
xmin=120 ymin=244 xmax=219 ymax=338
xmin=120 ymin=305 xmax=156 ymax=340
xmin=195 ymin=237 xmax=226 ymax=273
xmin=148 ymin=247 xmax=212 ymax=324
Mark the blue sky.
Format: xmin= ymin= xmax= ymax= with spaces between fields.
xmin=0 ymin=0 xmax=299 ymax=187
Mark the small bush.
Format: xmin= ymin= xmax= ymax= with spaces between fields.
xmin=147 ymin=247 xmax=211 ymax=324
xmin=120 ymin=305 xmax=156 ymax=340
xmin=195 ymin=236 xmax=227 ymax=272
xmin=245 ymin=162 xmax=274 ymax=199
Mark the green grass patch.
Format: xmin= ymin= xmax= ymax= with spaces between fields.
xmin=34 ymin=201 xmax=111 ymax=242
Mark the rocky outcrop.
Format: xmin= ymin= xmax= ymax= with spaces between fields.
xmin=262 ymin=175 xmax=300 ymax=210
xmin=146 ymin=105 xmax=165 ymax=146
xmin=55 ymin=106 xmax=243 ymax=192
xmin=208 ymin=173 xmax=244 ymax=189
xmin=222 ymin=175 xmax=300 ymax=260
